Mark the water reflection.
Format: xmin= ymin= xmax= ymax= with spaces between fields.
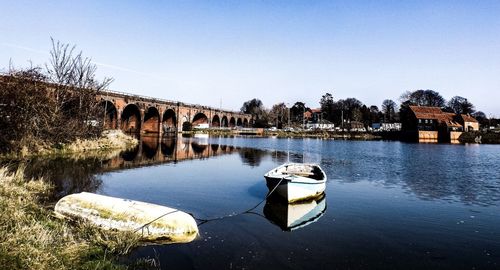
xmin=191 ymin=142 xmax=207 ymax=155
xmin=6 ymin=137 xmax=500 ymax=208
xmin=19 ymin=155 xmax=107 ymax=200
xmin=211 ymin=144 xmax=219 ymax=152
xmin=108 ymin=135 xmax=241 ymax=171
xmin=397 ymin=144 xmax=500 ymax=206
xmin=238 ymin=148 xmax=267 ymax=167
xmin=263 ymin=195 xmax=327 ymax=231
xmin=12 ymin=135 xmax=274 ymax=201
xmin=142 ymin=136 xmax=159 ymax=159
xmin=160 ymin=137 xmax=176 ymax=157
xmin=270 ymin=150 xmax=290 ymax=164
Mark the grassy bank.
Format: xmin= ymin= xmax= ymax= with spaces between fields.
xmin=0 ymin=167 xmax=153 ymax=270
xmin=2 ymin=130 xmax=138 ymax=159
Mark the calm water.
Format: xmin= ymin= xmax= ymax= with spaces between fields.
xmin=22 ymin=136 xmax=500 ymax=269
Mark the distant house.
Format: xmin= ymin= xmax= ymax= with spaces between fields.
xmin=381 ymin=123 xmax=402 ymax=131
xmin=406 ymin=106 xmax=478 ymax=143
xmin=458 ymin=114 xmax=479 ymax=132
xmin=306 ymin=119 xmax=335 ymax=130
xmin=372 ymin=122 xmax=401 ymax=132
xmin=311 ymin=108 xmax=321 ymax=116
xmin=349 ymin=121 xmax=365 ymax=131
xmin=304 ymin=108 xmax=322 ymax=123
xmin=303 ymin=110 xmax=313 ymax=121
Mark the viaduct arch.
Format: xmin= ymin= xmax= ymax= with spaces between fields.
xmin=98 ymin=90 xmax=252 ymax=135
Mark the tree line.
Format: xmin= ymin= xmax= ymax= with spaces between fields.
xmin=240 ymin=89 xmax=494 ymax=129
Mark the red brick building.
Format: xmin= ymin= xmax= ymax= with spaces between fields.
xmin=407 ymin=106 xmax=478 ymax=143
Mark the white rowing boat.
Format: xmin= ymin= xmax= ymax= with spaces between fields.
xmin=264 ymin=163 xmax=327 ymax=203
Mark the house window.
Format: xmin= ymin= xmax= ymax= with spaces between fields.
xmin=419 ymin=119 xmax=422 ymax=124
xmin=425 ymin=119 xmax=428 ymax=124
xmin=430 ymin=120 xmax=433 ymax=124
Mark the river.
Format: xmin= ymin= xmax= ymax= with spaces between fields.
xmin=20 ymin=135 xmax=500 ymax=269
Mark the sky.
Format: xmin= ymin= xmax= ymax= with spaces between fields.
xmin=1 ymin=0 xmax=499 ymax=115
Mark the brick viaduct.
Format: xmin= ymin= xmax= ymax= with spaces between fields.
xmin=98 ymin=90 xmax=252 ymax=135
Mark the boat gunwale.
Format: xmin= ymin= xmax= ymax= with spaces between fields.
xmin=264 ymin=162 xmax=327 ymax=183
xmin=265 ymin=175 xmax=326 ymax=185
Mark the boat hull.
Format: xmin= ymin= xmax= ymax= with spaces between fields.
xmin=265 ymin=175 xmax=326 ymax=203
xmin=264 ymin=163 xmax=327 ymax=203
xmin=55 ymin=192 xmax=198 ymax=243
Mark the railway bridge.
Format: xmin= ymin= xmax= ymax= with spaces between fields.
xmin=98 ymin=90 xmax=252 ymax=134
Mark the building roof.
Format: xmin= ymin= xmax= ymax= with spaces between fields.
xmin=409 ymin=106 xmax=444 ymax=120
xmin=409 ymin=106 xmax=467 ymax=128
xmin=460 ymin=114 xmax=478 ymax=123
xmin=439 ymin=113 xmax=462 ymax=128
xmin=311 ymin=108 xmax=322 ymax=113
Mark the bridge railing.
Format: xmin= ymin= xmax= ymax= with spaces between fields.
xmin=101 ymin=89 xmax=179 ymax=105
xmin=101 ymin=89 xmax=248 ymax=115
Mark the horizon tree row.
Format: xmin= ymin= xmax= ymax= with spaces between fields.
xmin=240 ymin=89 xmax=493 ymax=129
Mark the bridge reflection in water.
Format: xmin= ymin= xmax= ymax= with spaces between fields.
xmin=14 ymin=135 xmax=245 ymax=200
xmin=103 ymin=134 xmax=238 ymax=172
xmin=15 ymin=134 xmax=299 ymax=207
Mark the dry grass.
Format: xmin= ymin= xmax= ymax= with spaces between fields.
xmin=1 ymin=130 xmax=138 ymax=159
xmin=0 ymin=166 xmax=153 ymax=270
xmin=64 ymin=130 xmax=138 ymax=153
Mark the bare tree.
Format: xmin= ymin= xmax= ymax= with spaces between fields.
xmin=269 ymin=102 xmax=288 ymax=128
xmin=382 ymin=99 xmax=397 ymax=122
xmin=44 ymin=38 xmax=113 ymax=142
xmin=447 ymin=96 xmax=475 ymax=115
xmin=0 ymin=39 xmax=113 ymax=153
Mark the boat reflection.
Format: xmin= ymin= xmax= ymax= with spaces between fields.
xmin=263 ymin=194 xmax=326 ymax=231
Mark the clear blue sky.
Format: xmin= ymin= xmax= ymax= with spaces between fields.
xmin=1 ymin=0 xmax=499 ymax=115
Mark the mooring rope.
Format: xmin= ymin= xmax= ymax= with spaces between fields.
xmin=133 ymin=177 xmax=286 ymax=232
xmin=194 ymin=176 xmax=286 ymax=226
xmin=134 ymin=209 xmax=180 ymax=233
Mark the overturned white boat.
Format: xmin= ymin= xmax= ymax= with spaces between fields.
xmin=55 ymin=192 xmax=198 ymax=243
xmin=264 ymin=163 xmax=327 ymax=203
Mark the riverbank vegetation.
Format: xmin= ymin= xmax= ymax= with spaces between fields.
xmin=0 ymin=40 xmax=144 ymax=269
xmin=1 ymin=129 xmax=138 ymax=159
xmin=459 ymin=131 xmax=500 ymax=144
xmin=0 ymin=166 xmax=159 ymax=270
xmin=0 ymin=39 xmax=114 ymax=156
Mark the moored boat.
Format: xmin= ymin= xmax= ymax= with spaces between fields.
xmin=264 ymin=163 xmax=327 ymax=203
